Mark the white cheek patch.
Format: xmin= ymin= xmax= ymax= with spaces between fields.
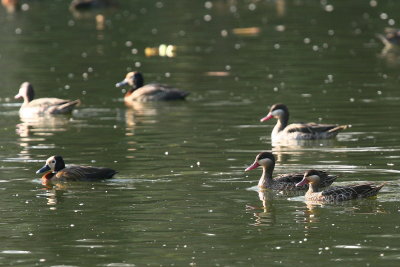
xmin=258 ymin=158 xmax=273 ymax=166
xmin=46 ymin=157 xmax=56 ymax=171
xmin=271 ymin=109 xmax=284 ymax=117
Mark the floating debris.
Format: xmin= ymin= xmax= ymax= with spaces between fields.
xmin=145 ymin=44 xmax=176 ymax=57
xmin=204 ymin=71 xmax=230 ymax=77
xmin=232 ymin=27 xmax=261 ymax=36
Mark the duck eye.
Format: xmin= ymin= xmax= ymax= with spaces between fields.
xmin=52 ymin=160 xmax=55 ymax=164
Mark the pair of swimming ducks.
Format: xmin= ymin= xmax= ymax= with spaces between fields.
xmin=15 ymin=72 xmax=189 ymax=118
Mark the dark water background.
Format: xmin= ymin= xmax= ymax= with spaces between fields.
xmin=0 ymin=0 xmax=400 ymax=266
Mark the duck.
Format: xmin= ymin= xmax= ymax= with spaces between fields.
xmin=296 ymin=169 xmax=385 ymax=202
xmin=245 ymin=152 xmax=337 ymax=190
xmin=376 ymin=28 xmax=400 ymax=47
xmin=36 ymin=155 xmax=117 ymax=183
xmin=2 ymin=0 xmax=20 ymax=13
xmin=260 ymin=103 xmax=347 ymax=142
xmin=15 ymin=82 xmax=80 ymax=118
xmin=69 ymin=0 xmax=114 ymax=10
xmin=115 ymin=72 xmax=189 ymax=103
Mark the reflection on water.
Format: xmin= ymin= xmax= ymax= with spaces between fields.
xmin=15 ymin=116 xmax=73 ymax=158
xmin=247 ymin=189 xmax=276 ymax=227
xmin=123 ymin=102 xmax=158 ymax=129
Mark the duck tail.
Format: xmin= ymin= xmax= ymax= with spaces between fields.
xmin=328 ymin=124 xmax=348 ymax=133
xmin=375 ymin=182 xmax=386 ymax=192
xmin=56 ymin=99 xmax=81 ymax=113
xmin=363 ymin=182 xmax=386 ymax=198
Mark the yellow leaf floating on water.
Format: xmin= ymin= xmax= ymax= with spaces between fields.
xmin=232 ymin=27 xmax=261 ymax=36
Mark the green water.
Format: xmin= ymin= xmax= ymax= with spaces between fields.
xmin=0 ymin=0 xmax=399 ymax=266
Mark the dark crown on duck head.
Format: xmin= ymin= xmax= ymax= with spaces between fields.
xmin=53 ymin=155 xmax=66 ymax=172
xmin=304 ymin=169 xmax=321 ymax=177
xmin=303 ymin=169 xmax=323 ymax=185
xmin=270 ymin=103 xmax=289 ymax=114
xmin=256 ymin=151 xmax=275 ymax=162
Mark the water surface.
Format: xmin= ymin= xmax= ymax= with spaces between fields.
xmin=0 ymin=1 xmax=400 ymax=266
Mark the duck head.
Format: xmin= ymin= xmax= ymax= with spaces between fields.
xmin=15 ymin=82 xmax=35 ymax=103
xmin=245 ymin=151 xmax=275 ymax=172
xmin=115 ymin=71 xmax=144 ymax=90
xmin=36 ymin=155 xmax=66 ymax=174
xmin=296 ymin=169 xmax=321 ymax=187
xmin=260 ymin=103 xmax=289 ymax=122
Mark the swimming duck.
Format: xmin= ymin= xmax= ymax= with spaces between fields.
xmin=69 ymin=0 xmax=113 ymax=10
xmin=296 ymin=169 xmax=384 ymax=202
xmin=376 ymin=28 xmax=400 ymax=47
xmin=15 ymin=82 xmax=80 ymax=118
xmin=260 ymin=103 xmax=347 ymax=142
xmin=36 ymin=155 xmax=117 ymax=183
xmin=2 ymin=0 xmax=20 ymax=13
xmin=115 ymin=72 xmax=189 ymax=103
xmin=245 ymin=152 xmax=337 ymax=190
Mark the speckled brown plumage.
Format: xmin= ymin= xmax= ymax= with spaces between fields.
xmin=296 ymin=169 xmax=384 ymax=203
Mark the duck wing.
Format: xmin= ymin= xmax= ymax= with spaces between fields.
xmin=321 ymin=183 xmax=384 ymax=202
xmin=26 ymin=98 xmax=80 ymax=114
xmin=284 ymin=123 xmax=347 ymax=139
xmin=55 ymin=165 xmax=117 ymax=181
xmin=130 ymin=83 xmax=189 ymax=101
xmin=286 ymin=123 xmax=341 ymax=133
xmin=274 ymin=173 xmax=306 ymax=190
xmin=29 ymin=98 xmax=70 ymax=107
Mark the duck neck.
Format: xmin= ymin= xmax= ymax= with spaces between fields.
xmin=21 ymin=91 xmax=34 ymax=105
xmin=22 ymin=96 xmax=30 ymax=105
xmin=307 ymin=183 xmax=320 ymax=194
xmin=274 ymin=113 xmax=289 ymax=132
xmin=258 ymin=165 xmax=274 ymax=188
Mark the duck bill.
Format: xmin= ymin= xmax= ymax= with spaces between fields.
xmin=115 ymin=80 xmax=128 ymax=88
xmin=14 ymin=93 xmax=22 ymax=99
xmin=245 ymin=161 xmax=260 ymax=171
xmin=36 ymin=165 xmax=51 ymax=174
xmin=260 ymin=113 xmax=273 ymax=122
xmin=296 ymin=177 xmax=309 ymax=187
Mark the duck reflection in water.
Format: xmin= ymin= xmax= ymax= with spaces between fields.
xmin=38 ymin=186 xmax=67 ymax=206
xmin=16 ymin=116 xmax=72 ymax=158
xmin=247 ymin=190 xmax=276 ymax=227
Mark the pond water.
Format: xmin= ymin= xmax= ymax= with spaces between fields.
xmin=1 ymin=0 xmax=400 ymax=266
